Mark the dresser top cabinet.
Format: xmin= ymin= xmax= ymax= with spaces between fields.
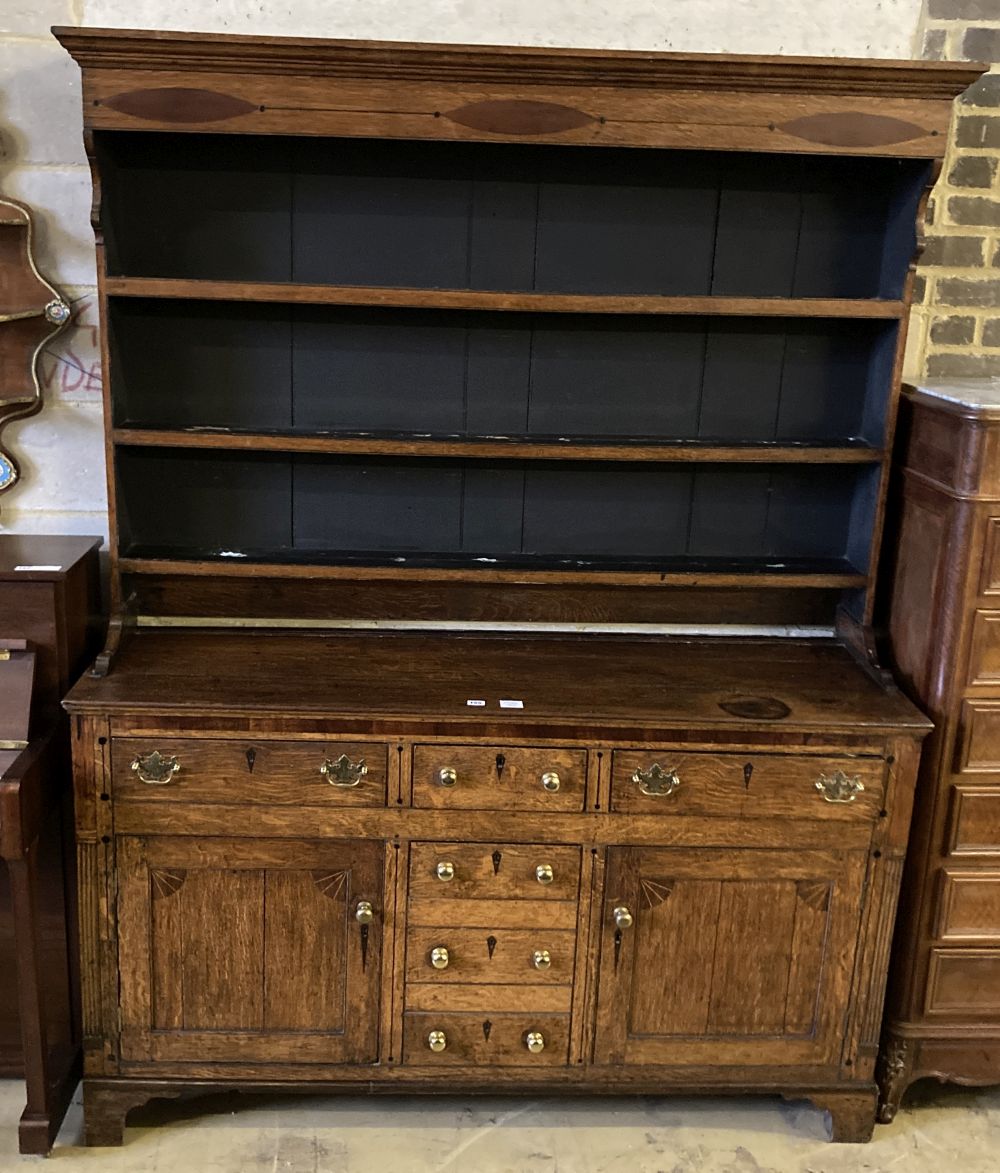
xmin=52 ymin=27 xmax=981 ymax=644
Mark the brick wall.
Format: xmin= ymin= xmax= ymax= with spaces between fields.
xmin=909 ymin=1 xmax=1000 ymax=379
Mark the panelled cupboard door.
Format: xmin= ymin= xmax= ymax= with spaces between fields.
xmin=594 ymin=846 xmax=866 ymax=1068
xmin=116 ymin=836 xmax=383 ymax=1066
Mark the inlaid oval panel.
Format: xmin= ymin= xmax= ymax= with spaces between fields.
xmin=104 ymin=87 xmax=257 ymax=124
xmin=445 ymin=99 xmax=595 ymax=136
xmin=776 ymin=112 xmax=927 ymax=148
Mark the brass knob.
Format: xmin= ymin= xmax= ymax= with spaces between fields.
xmin=438 ymin=766 xmax=458 ymax=788
xmin=355 ymin=900 xmax=374 ymax=925
xmin=533 ymin=949 xmax=551 ymax=971
xmin=535 ymin=863 xmax=554 ymax=886
xmin=541 ymin=771 xmax=561 ymax=793
xmin=436 ymin=861 xmax=455 ymax=882
xmin=430 ymin=946 xmax=449 ymax=970
xmin=428 ymin=1030 xmax=447 ymax=1053
xmin=613 ymin=905 xmax=633 ymax=930
xmin=525 ymin=1031 xmax=545 ymax=1054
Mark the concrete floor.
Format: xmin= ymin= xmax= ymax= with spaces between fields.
xmin=0 ymin=1080 xmax=998 ymax=1170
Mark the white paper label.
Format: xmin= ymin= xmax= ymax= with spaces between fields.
xmin=466 ymin=699 xmax=486 ymax=707
xmin=499 ymin=699 xmax=524 ymax=709
xmin=14 ymin=564 xmax=62 ymax=572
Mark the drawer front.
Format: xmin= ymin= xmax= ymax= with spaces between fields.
xmin=113 ymin=738 xmax=388 ymax=806
xmin=957 ymin=702 xmax=1000 ymax=772
xmin=980 ymin=517 xmax=1000 ymax=595
xmin=412 ymin=744 xmax=585 ymax=811
xmin=408 ymin=843 xmax=582 ymax=904
xmin=403 ymin=1012 xmax=569 ymax=1066
xmin=968 ymin=611 xmax=1000 ymax=686
xmin=610 ymin=751 xmax=884 ymax=820
xmin=926 ymin=948 xmax=1000 ymax=1015
xmin=950 ymin=785 xmax=1000 ymax=854
xmin=405 ymin=927 xmax=576 ymax=986
xmin=937 ymin=871 xmax=1000 ymax=940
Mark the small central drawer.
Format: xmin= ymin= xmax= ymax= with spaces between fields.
xmin=405 ymin=926 xmax=576 ymax=985
xmin=403 ymin=1012 xmax=570 ymax=1066
xmin=412 ymin=744 xmax=585 ymax=811
xmin=112 ymin=737 xmax=388 ymax=806
xmin=610 ymin=750 xmax=884 ymax=821
xmin=408 ymin=843 xmax=581 ymax=905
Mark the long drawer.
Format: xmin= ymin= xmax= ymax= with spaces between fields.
xmin=112 ymin=737 xmax=388 ymax=806
xmin=610 ymin=750 xmax=884 ymax=820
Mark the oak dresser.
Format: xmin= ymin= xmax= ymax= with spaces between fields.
xmin=52 ymin=26 xmax=980 ymax=1144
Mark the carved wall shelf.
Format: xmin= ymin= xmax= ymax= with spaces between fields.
xmin=0 ymin=196 xmax=71 ymax=495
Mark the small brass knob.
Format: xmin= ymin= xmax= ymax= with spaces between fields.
xmin=428 ymin=1030 xmax=447 ymax=1053
xmin=613 ymin=905 xmax=633 ymax=930
xmin=430 ymin=946 xmax=449 ymax=970
xmin=541 ymin=771 xmax=561 ymax=793
xmin=525 ymin=1031 xmax=545 ymax=1054
xmin=355 ymin=900 xmax=374 ymax=925
xmin=533 ymin=949 xmax=551 ymax=971
xmin=438 ymin=766 xmax=458 ymax=788
xmin=436 ymin=861 xmax=455 ymax=882
xmin=535 ymin=863 xmax=554 ymax=886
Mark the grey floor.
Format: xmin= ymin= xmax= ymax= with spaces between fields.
xmin=1 ymin=1080 xmax=998 ymax=1171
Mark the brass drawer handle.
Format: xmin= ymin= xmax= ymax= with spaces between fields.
xmin=428 ymin=1030 xmax=447 ymax=1053
xmin=614 ymin=905 xmax=633 ymax=930
xmin=436 ymin=861 xmax=455 ymax=882
xmin=541 ymin=771 xmax=560 ymax=793
xmin=131 ymin=750 xmax=180 ymax=785
xmin=430 ymin=946 xmax=449 ymax=970
xmin=535 ymin=863 xmax=554 ymax=885
xmin=815 ymin=770 xmax=865 ymax=803
xmin=631 ymin=763 xmax=681 ymax=797
xmin=320 ymin=754 xmax=368 ymax=787
xmin=355 ymin=900 xmax=374 ymax=925
xmin=525 ymin=1031 xmax=545 ymax=1054
xmin=533 ymin=949 xmax=551 ymax=971
xmin=438 ymin=766 xmax=458 ymax=788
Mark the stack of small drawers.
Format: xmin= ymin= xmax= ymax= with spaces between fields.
xmin=403 ymin=746 xmax=585 ymax=1065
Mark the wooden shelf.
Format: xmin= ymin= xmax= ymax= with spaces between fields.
xmin=112 ymin=428 xmax=884 ymax=464
xmin=104 ymin=277 xmax=906 ymax=320
xmin=119 ymin=553 xmax=867 ymax=589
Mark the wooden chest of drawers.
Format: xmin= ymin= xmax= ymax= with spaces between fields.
xmin=64 ymin=631 xmax=928 ymax=1145
xmin=879 ymin=382 xmax=1000 ymax=1117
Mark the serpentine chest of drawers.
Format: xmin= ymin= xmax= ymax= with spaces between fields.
xmin=54 ymin=25 xmax=978 ymax=1145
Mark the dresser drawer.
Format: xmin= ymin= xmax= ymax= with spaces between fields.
xmin=408 ymin=843 xmax=581 ymax=905
xmin=926 ymin=948 xmax=1000 ymax=1016
xmin=610 ymin=750 xmax=884 ymax=820
xmin=405 ymin=926 xmax=576 ymax=985
xmin=112 ymin=737 xmax=388 ymax=806
xmin=949 ymin=785 xmax=1000 ymax=854
xmin=412 ymin=744 xmax=585 ymax=811
xmin=403 ymin=1012 xmax=569 ymax=1066
xmin=937 ymin=871 xmax=1000 ymax=940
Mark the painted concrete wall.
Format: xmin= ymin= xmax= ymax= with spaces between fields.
xmin=0 ymin=0 xmax=927 ymax=540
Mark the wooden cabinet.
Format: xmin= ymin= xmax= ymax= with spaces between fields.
xmin=595 ymin=847 xmax=867 ymax=1068
xmin=53 ymin=25 xmax=979 ymax=1148
xmin=116 ymin=836 xmax=382 ymax=1066
xmin=879 ymin=383 xmax=1000 ymax=1117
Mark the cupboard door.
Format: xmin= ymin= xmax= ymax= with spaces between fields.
xmin=594 ymin=846 xmax=866 ymax=1068
xmin=117 ymin=836 xmax=383 ymax=1066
